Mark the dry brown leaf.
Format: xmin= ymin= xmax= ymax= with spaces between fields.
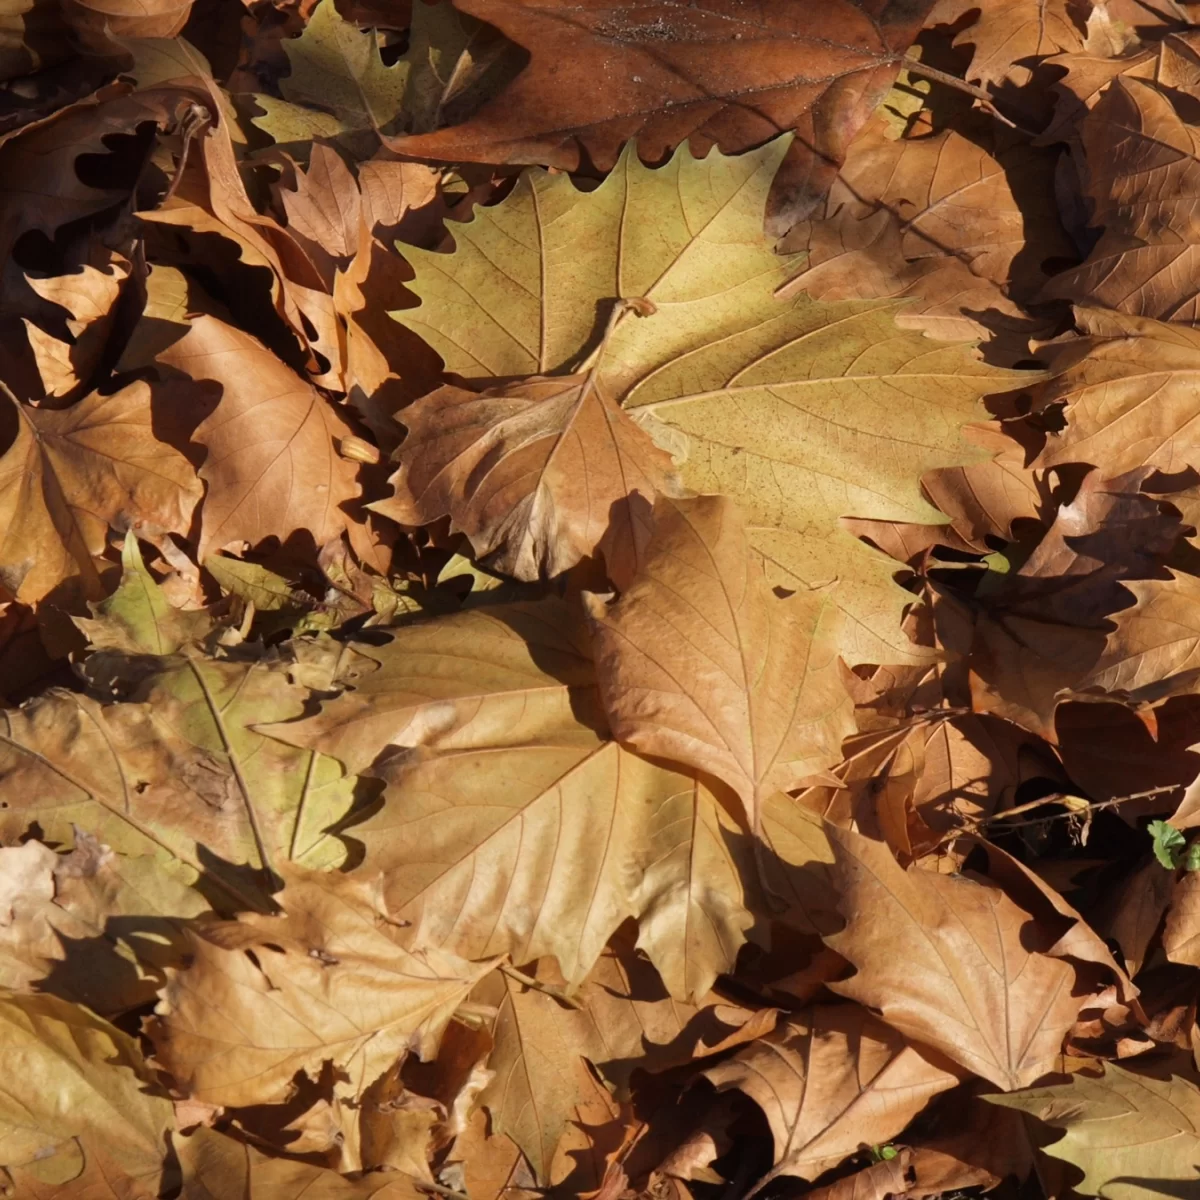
xmin=393 ymin=0 xmax=937 ymax=231
xmin=1164 ymin=870 xmax=1200 ymax=967
xmin=588 ymin=495 xmax=853 ymax=830
xmin=148 ymin=870 xmax=496 ymax=1108
xmin=932 ymin=0 xmax=1089 ymax=92
xmin=376 ymin=371 xmax=680 ymax=588
xmin=0 ymin=380 xmax=202 ymax=604
xmin=705 ymin=1005 xmax=962 ymax=1183
xmin=824 ymin=823 xmax=1087 ymax=1089
xmin=154 ymin=313 xmax=365 ymax=560
xmin=967 ymin=468 xmax=1182 ymax=737
xmin=1045 ymin=79 xmax=1200 ymax=320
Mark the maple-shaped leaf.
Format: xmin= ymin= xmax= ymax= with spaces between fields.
xmin=149 ymin=313 xmax=366 ymax=561
xmin=931 ymin=0 xmax=1088 ymax=93
xmin=966 ymin=468 xmax=1183 ymax=737
xmin=823 ymin=824 xmax=1087 ymax=1089
xmin=0 ymin=381 xmax=201 ymax=605
xmin=175 ymin=1125 xmax=426 ymax=1197
xmin=393 ymin=0 xmax=939 ymax=230
xmin=1045 ymin=79 xmax=1200 ymax=320
xmin=989 ymin=1060 xmax=1200 ymax=1200
xmin=782 ymin=111 xmax=1068 ymax=353
xmin=1033 ymin=309 xmax=1200 ymax=475
xmin=74 ymin=535 xmax=213 ymax=656
xmin=705 ymin=1005 xmax=962 ymax=1185
xmin=353 ymin=717 xmax=754 ymax=1002
xmin=0 ymin=832 xmax=207 ymax=1015
xmin=0 ymin=993 xmax=174 ymax=1189
xmin=148 ymin=870 xmax=495 ymax=1108
xmin=588 ymin=495 xmax=853 ymax=830
xmin=266 ymin=598 xmax=767 ymax=999
xmin=479 ymin=943 xmax=770 ymax=1184
xmin=374 ymin=370 xmax=681 ymax=589
xmin=1040 ymin=28 xmax=1200 ymax=147
xmin=254 ymin=0 xmax=509 ymax=158
xmin=393 ymin=137 xmax=1021 ymax=663
xmin=0 ymin=599 xmax=364 ymax=915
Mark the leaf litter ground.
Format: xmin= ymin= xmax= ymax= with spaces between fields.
xmin=4 ymin=1 xmax=1200 ymax=1198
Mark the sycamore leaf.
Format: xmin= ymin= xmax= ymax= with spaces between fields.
xmin=1045 ymin=79 xmax=1200 ymax=321
xmin=392 ymin=0 xmax=938 ymax=230
xmin=705 ymin=1005 xmax=963 ymax=1183
xmin=587 ymin=495 xmax=853 ymax=829
xmin=259 ymin=599 xmax=596 ymax=774
xmin=989 ymin=1060 xmax=1200 ymax=1200
xmin=0 ymin=635 xmax=361 ymax=914
xmin=932 ymin=0 xmax=1088 ymax=92
xmin=0 ymin=381 xmax=201 ymax=605
xmin=154 ymin=313 xmax=364 ymax=560
xmin=0 ymin=993 xmax=174 ymax=1189
xmin=353 ymin=721 xmax=754 ymax=1002
xmin=1033 ymin=308 xmax=1200 ymax=474
xmin=0 ymin=832 xmax=207 ymax=1015
xmin=148 ymin=870 xmax=495 ymax=1107
xmin=268 ymin=596 xmax=759 ymax=998
xmin=394 ymin=138 xmax=1021 ymax=662
xmin=176 ymin=1126 xmax=426 ymax=1197
xmin=823 ymin=823 xmax=1086 ymax=1090
xmin=255 ymin=0 xmax=505 ymax=157
xmin=1164 ymin=870 xmax=1200 ymax=966
xmin=75 ymin=536 xmax=212 ymax=656
xmin=373 ymin=371 xmax=681 ymax=588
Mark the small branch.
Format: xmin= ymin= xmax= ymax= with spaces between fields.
xmin=982 ymin=785 xmax=1182 ymax=831
xmin=896 ymin=53 xmax=1040 ymax=139
xmin=499 ymin=962 xmax=584 ymax=1010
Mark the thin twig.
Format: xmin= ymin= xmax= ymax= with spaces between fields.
xmin=499 ymin=962 xmax=584 ymax=1010
xmin=897 ymin=53 xmax=1040 ymax=139
xmin=983 ymin=785 xmax=1182 ymax=831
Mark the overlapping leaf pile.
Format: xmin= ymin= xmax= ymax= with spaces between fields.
xmin=6 ymin=0 xmax=1200 ymax=1197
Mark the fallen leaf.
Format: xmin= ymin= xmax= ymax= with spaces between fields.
xmin=588 ymin=495 xmax=853 ymax=830
xmin=989 ymin=1059 xmax=1200 ymax=1200
xmin=392 ymin=0 xmax=938 ymax=231
xmin=0 ymin=380 xmax=202 ymax=604
xmin=705 ymin=1004 xmax=962 ymax=1183
xmin=824 ymin=823 xmax=1087 ymax=1089
xmin=375 ymin=371 xmax=680 ymax=588
xmin=0 ymin=993 xmax=174 ymax=1189
xmin=149 ymin=870 xmax=496 ymax=1107
xmin=394 ymin=136 xmax=1020 ymax=663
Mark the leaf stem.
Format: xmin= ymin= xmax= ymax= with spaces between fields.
xmin=499 ymin=962 xmax=584 ymax=1010
xmin=896 ymin=52 xmax=1039 ymax=138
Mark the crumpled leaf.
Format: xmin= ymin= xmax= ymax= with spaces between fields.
xmin=392 ymin=0 xmax=938 ymax=231
xmin=148 ymin=870 xmax=496 ymax=1108
xmin=1045 ymin=79 xmax=1200 ymax=321
xmin=394 ymin=136 xmax=1022 ymax=662
xmin=0 ymin=381 xmax=202 ymax=605
xmin=705 ymin=1005 xmax=963 ymax=1183
xmin=823 ymin=823 xmax=1088 ymax=1089
xmin=0 ymin=631 xmax=362 ymax=915
xmin=374 ymin=370 xmax=681 ymax=589
xmin=989 ymin=1059 xmax=1200 ymax=1200
xmin=932 ymin=0 xmax=1088 ymax=93
xmin=153 ymin=313 xmax=366 ymax=560
xmin=588 ymin=495 xmax=853 ymax=829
